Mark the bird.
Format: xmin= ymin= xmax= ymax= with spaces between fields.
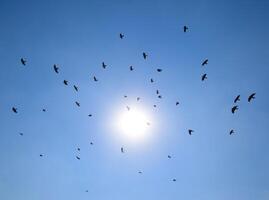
xmin=39 ymin=154 xmax=43 ymax=157
xmin=90 ymin=142 xmax=94 ymax=145
xmin=183 ymin=25 xmax=188 ymax=32
xmin=143 ymin=52 xmax=147 ymax=59
xmin=130 ymin=66 xmax=134 ymax=71
xmin=188 ymin=129 xmax=194 ymax=135
xmin=77 ymin=148 xmax=80 ymax=151
xmin=201 ymin=73 xmax=207 ymax=81
xmin=12 ymin=107 xmax=18 ymax=113
xmin=19 ymin=132 xmax=23 ymax=136
xmin=42 ymin=109 xmax=46 ymax=112
xmin=150 ymin=78 xmax=154 ymax=83
xmin=156 ymin=90 xmax=159 ymax=95
xmin=53 ymin=64 xmax=59 ymax=73
xmin=138 ymin=171 xmax=142 ymax=174
xmin=73 ymin=85 xmax=78 ymax=92
xmin=147 ymin=122 xmax=151 ymax=126
xmin=231 ymin=105 xmax=238 ymax=114
xmin=153 ymin=105 xmax=157 ymax=108
xmin=137 ymin=97 xmax=140 ymax=101
xmin=75 ymin=101 xmax=80 ymax=107
xmin=119 ymin=33 xmax=124 ymax=39
xmin=168 ymin=155 xmax=171 ymax=159
xmin=63 ymin=80 xmax=68 ymax=85
xmin=158 ymin=95 xmax=162 ymax=99
xmin=124 ymin=95 xmax=127 ymax=98
xmin=248 ymin=93 xmax=256 ymax=102
xmin=88 ymin=114 xmax=92 ymax=117
xmin=176 ymin=102 xmax=179 ymax=106
xmin=126 ymin=106 xmax=130 ymax=111
xmin=76 ymin=156 xmax=80 ymax=160
xmin=234 ymin=95 xmax=240 ymax=103
xmin=172 ymin=179 xmax=177 ymax=182
xmin=121 ymin=147 xmax=124 ymax=153
xmin=157 ymin=69 xmax=162 ymax=72
xmin=20 ymin=58 xmax=26 ymax=66
xmin=93 ymin=76 xmax=98 ymax=82
xmin=85 ymin=190 xmax=89 ymax=193
xmin=229 ymin=129 xmax=234 ymax=135
xmin=102 ymin=62 xmax=107 ymax=69
xmin=202 ymin=59 xmax=208 ymax=66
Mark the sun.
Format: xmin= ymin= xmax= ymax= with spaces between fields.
xmin=116 ymin=107 xmax=152 ymax=142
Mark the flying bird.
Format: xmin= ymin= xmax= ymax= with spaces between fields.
xmin=53 ymin=64 xmax=59 ymax=73
xmin=158 ymin=95 xmax=162 ymax=99
xmin=19 ymin=132 xmax=23 ymax=136
xmin=229 ymin=129 xmax=234 ymax=135
xmin=124 ymin=95 xmax=127 ymax=98
xmin=137 ymin=97 xmax=140 ymax=101
xmin=75 ymin=101 xmax=80 ymax=107
xmin=201 ymin=73 xmax=207 ymax=81
xmin=248 ymin=93 xmax=256 ymax=102
xmin=138 ymin=171 xmax=142 ymax=174
xmin=156 ymin=90 xmax=159 ymax=95
xmin=76 ymin=156 xmax=80 ymax=160
xmin=73 ymin=85 xmax=78 ymax=92
xmin=150 ymin=78 xmax=154 ymax=83
xmin=39 ymin=154 xmax=43 ymax=157
xmin=90 ymin=142 xmax=94 ymax=145
xmin=153 ymin=105 xmax=157 ymax=108
xmin=42 ymin=109 xmax=46 ymax=112
xmin=202 ymin=59 xmax=208 ymax=66
xmin=183 ymin=25 xmax=188 ymax=32
xmin=231 ymin=105 xmax=238 ymax=114
xmin=93 ymin=76 xmax=98 ymax=82
xmin=147 ymin=122 xmax=151 ymax=126
xmin=126 ymin=106 xmax=130 ymax=111
xmin=102 ymin=62 xmax=107 ymax=69
xmin=188 ymin=129 xmax=194 ymax=135
xmin=143 ymin=52 xmax=148 ymax=60
xmin=176 ymin=102 xmax=179 ymax=106
xmin=173 ymin=179 xmax=177 ymax=182
xmin=20 ymin=58 xmax=26 ymax=66
xmin=88 ymin=114 xmax=92 ymax=117
xmin=157 ymin=69 xmax=162 ymax=72
xmin=121 ymin=147 xmax=124 ymax=153
xmin=130 ymin=66 xmax=134 ymax=71
xmin=168 ymin=155 xmax=171 ymax=159
xmin=85 ymin=190 xmax=89 ymax=193
xmin=77 ymin=148 xmax=80 ymax=151
xmin=63 ymin=80 xmax=68 ymax=85
xmin=119 ymin=33 xmax=124 ymax=39
xmin=234 ymin=95 xmax=240 ymax=103
xmin=12 ymin=107 xmax=18 ymax=113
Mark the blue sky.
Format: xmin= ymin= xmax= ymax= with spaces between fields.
xmin=0 ymin=0 xmax=269 ymax=199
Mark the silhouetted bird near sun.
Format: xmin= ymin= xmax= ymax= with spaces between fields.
xmin=20 ymin=58 xmax=26 ymax=66
xmin=63 ymin=80 xmax=68 ymax=85
xmin=202 ymin=59 xmax=208 ymax=66
xmin=119 ymin=33 xmax=124 ymax=39
xmin=234 ymin=95 xmax=240 ymax=103
xmin=188 ymin=129 xmax=194 ymax=135
xmin=231 ymin=105 xmax=238 ymax=114
xmin=183 ymin=25 xmax=188 ymax=32
xmin=248 ymin=93 xmax=256 ymax=102
xmin=126 ymin=106 xmax=130 ymax=111
xmin=143 ymin=52 xmax=147 ymax=60
xmin=202 ymin=73 xmax=207 ymax=81
xmin=53 ymin=64 xmax=59 ymax=73
xmin=137 ymin=97 xmax=140 ymax=101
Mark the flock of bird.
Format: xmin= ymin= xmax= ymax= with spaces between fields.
xmin=10 ymin=25 xmax=257 ymax=188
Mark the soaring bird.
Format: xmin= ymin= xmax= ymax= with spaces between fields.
xmin=63 ymin=80 xmax=68 ymax=85
xmin=231 ymin=105 xmax=238 ymax=114
xmin=124 ymin=95 xmax=127 ymax=98
xmin=157 ymin=69 xmax=162 ymax=72
xmin=42 ymin=109 xmax=46 ymax=112
xmin=19 ymin=132 xmax=23 ymax=136
xmin=119 ymin=33 xmax=124 ymax=39
xmin=173 ymin=179 xmax=177 ymax=182
xmin=202 ymin=59 xmax=208 ymax=66
xmin=150 ymin=78 xmax=154 ymax=83
xmin=102 ymin=62 xmax=107 ymax=69
xmin=53 ymin=64 xmax=59 ymax=73
xmin=90 ymin=142 xmax=93 ymax=145
xmin=137 ymin=97 xmax=140 ymax=101
xmin=143 ymin=52 xmax=147 ymax=60
xmin=156 ymin=90 xmax=159 ymax=95
xmin=20 ymin=58 xmax=26 ymax=66
xmin=75 ymin=101 xmax=80 ymax=107
xmin=158 ymin=95 xmax=162 ymax=99
xmin=130 ymin=66 xmax=134 ymax=71
xmin=168 ymin=155 xmax=171 ymax=159
xmin=85 ymin=190 xmax=89 ymax=193
xmin=138 ymin=171 xmax=142 ymax=174
xmin=229 ymin=129 xmax=234 ymax=135
xmin=12 ymin=107 xmax=18 ymax=113
xmin=39 ymin=154 xmax=43 ymax=157
xmin=183 ymin=25 xmax=188 ymax=32
xmin=88 ymin=114 xmax=92 ymax=117
xmin=153 ymin=105 xmax=157 ymax=108
xmin=188 ymin=129 xmax=194 ymax=135
xmin=73 ymin=85 xmax=78 ymax=92
xmin=201 ymin=73 xmax=207 ymax=81
xmin=176 ymin=102 xmax=179 ymax=106
xmin=147 ymin=122 xmax=151 ymax=126
xmin=248 ymin=93 xmax=256 ymax=102
xmin=77 ymin=148 xmax=80 ymax=151
xmin=126 ymin=106 xmax=130 ymax=111
xmin=93 ymin=76 xmax=98 ymax=82
xmin=76 ymin=156 xmax=80 ymax=160
xmin=234 ymin=95 xmax=240 ymax=103
xmin=121 ymin=147 xmax=124 ymax=153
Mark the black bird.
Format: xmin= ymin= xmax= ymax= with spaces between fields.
xmin=173 ymin=179 xmax=177 ymax=182
xmin=126 ymin=106 xmax=130 ymax=111
xmin=20 ymin=58 xmax=26 ymax=66
xmin=93 ymin=76 xmax=98 ymax=82
xmin=150 ymin=78 xmax=154 ymax=83
xmin=188 ymin=129 xmax=194 ymax=135
xmin=88 ymin=114 xmax=92 ymax=117
xmin=157 ymin=69 xmax=162 ymax=72
xmin=75 ymin=101 xmax=80 ymax=107
xmin=90 ymin=142 xmax=93 ymax=145
xmin=138 ymin=171 xmax=142 ymax=174
xmin=19 ymin=132 xmax=23 ymax=136
xmin=153 ymin=105 xmax=157 ymax=108
xmin=183 ymin=25 xmax=188 ymax=32
xmin=102 ymin=62 xmax=107 ymax=69
xmin=119 ymin=33 xmax=124 ymax=39
xmin=63 ymin=80 xmax=68 ymax=85
xmin=231 ymin=105 xmax=238 ymax=114
xmin=201 ymin=73 xmax=207 ymax=81
xmin=156 ymin=90 xmax=159 ymax=95
xmin=12 ymin=107 xmax=18 ymax=113
xmin=39 ymin=154 xmax=43 ymax=157
xmin=77 ymin=148 xmax=80 ymax=151
xmin=53 ymin=64 xmax=59 ymax=73
xmin=143 ymin=52 xmax=147 ymax=60
xmin=168 ymin=155 xmax=171 ymax=159
xmin=234 ymin=95 xmax=240 ymax=103
xmin=158 ymin=95 xmax=162 ymax=99
xmin=137 ymin=97 xmax=140 ymax=101
xmin=124 ymin=95 xmax=127 ymax=98
xmin=202 ymin=59 xmax=208 ymax=66
xmin=76 ymin=156 xmax=80 ymax=160
xmin=130 ymin=66 xmax=134 ymax=71
xmin=73 ymin=85 xmax=78 ymax=92
xmin=42 ymin=109 xmax=46 ymax=112
xmin=229 ymin=129 xmax=234 ymax=135
xmin=176 ymin=102 xmax=179 ymax=106
xmin=85 ymin=190 xmax=89 ymax=193
xmin=121 ymin=147 xmax=124 ymax=153
xmin=248 ymin=93 xmax=256 ymax=102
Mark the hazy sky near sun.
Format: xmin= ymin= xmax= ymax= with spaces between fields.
xmin=0 ymin=0 xmax=269 ymax=199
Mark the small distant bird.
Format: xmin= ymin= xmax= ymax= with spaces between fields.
xmin=39 ymin=154 xmax=43 ymax=157
xmin=20 ymin=58 xmax=26 ymax=66
xmin=188 ymin=129 xmax=194 ymax=135
xmin=202 ymin=59 xmax=208 ymax=66
xmin=126 ymin=106 xmax=130 ymax=111
xmin=173 ymin=179 xmax=177 ymax=182
xmin=42 ymin=109 xmax=46 ymax=112
xmin=12 ymin=107 xmax=18 ymax=113
xmin=168 ymin=155 xmax=171 ymax=159
xmin=157 ymin=69 xmax=162 ymax=72
xmin=150 ymin=78 xmax=154 ymax=83
xmin=143 ymin=52 xmax=148 ymax=60
xmin=88 ymin=114 xmax=92 ymax=117
xmin=234 ymin=95 xmax=240 ymax=103
xmin=229 ymin=129 xmax=234 ymax=135
xmin=201 ymin=73 xmax=207 ymax=81
xmin=77 ymin=148 xmax=80 ymax=151
xmin=158 ymin=95 xmax=162 ymax=99
xmin=63 ymin=80 xmax=68 ymax=85
xmin=76 ymin=156 xmax=80 ymax=160
xmin=231 ymin=105 xmax=238 ymax=114
xmin=75 ymin=101 xmax=80 ymax=107
xmin=147 ymin=122 xmax=151 ymax=126
xmin=176 ymin=102 xmax=179 ymax=106
xmin=138 ymin=171 xmax=142 ymax=174
xmin=102 ymin=62 xmax=107 ymax=69
xmin=19 ymin=132 xmax=23 ymax=136
xmin=153 ymin=105 xmax=157 ymax=108
xmin=156 ymin=90 xmax=159 ymax=95
xmin=85 ymin=190 xmax=89 ymax=193
xmin=248 ymin=93 xmax=256 ymax=102
xmin=73 ymin=85 xmax=78 ymax=92
xmin=93 ymin=76 xmax=98 ymax=82
xmin=124 ymin=95 xmax=127 ymax=98
xmin=90 ymin=142 xmax=93 ymax=145
xmin=183 ymin=25 xmax=188 ymax=32
xmin=130 ymin=66 xmax=134 ymax=71
xmin=121 ymin=147 xmax=124 ymax=153
xmin=137 ymin=97 xmax=140 ymax=101
xmin=119 ymin=33 xmax=124 ymax=39
xmin=53 ymin=64 xmax=59 ymax=73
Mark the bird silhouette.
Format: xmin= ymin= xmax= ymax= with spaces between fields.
xmin=137 ymin=97 xmax=140 ymax=101
xmin=119 ymin=33 xmax=124 ymax=39
xmin=231 ymin=105 xmax=238 ymax=114
xmin=138 ymin=171 xmax=142 ymax=174
xmin=168 ymin=155 xmax=171 ymax=159
xmin=147 ymin=122 xmax=151 ymax=126
xmin=20 ymin=58 xmax=26 ymax=66
xmin=173 ymin=179 xmax=177 ymax=182
xmin=73 ymin=85 xmax=78 ymax=92
xmin=19 ymin=132 xmax=23 ymax=136
xmin=157 ymin=69 xmax=162 ymax=72
xmin=12 ymin=107 xmax=18 ymax=113
xmin=93 ymin=76 xmax=98 ymax=82
xmin=229 ymin=129 xmax=234 ymax=135
xmin=150 ymin=78 xmax=154 ymax=83
xmin=39 ymin=154 xmax=43 ymax=157
xmin=188 ymin=129 xmax=194 ymax=135
xmin=75 ymin=101 xmax=80 ymax=107
xmin=156 ymin=90 xmax=159 ymax=95
xmin=234 ymin=95 xmax=240 ymax=103
xmin=153 ymin=105 xmax=157 ymax=108
xmin=53 ymin=64 xmax=59 ymax=73
xmin=130 ymin=66 xmax=134 ymax=71
xmin=158 ymin=95 xmax=162 ymax=99
xmin=63 ymin=80 xmax=68 ymax=85
xmin=85 ymin=190 xmax=89 ymax=193
xmin=176 ymin=102 xmax=179 ymax=106
xmin=42 ymin=109 xmax=46 ymax=112
xmin=102 ymin=62 xmax=107 ymax=69
xmin=77 ymin=148 xmax=80 ymax=151
xmin=248 ymin=93 xmax=256 ymax=102
xmin=126 ymin=106 xmax=130 ymax=111
xmin=88 ymin=114 xmax=92 ymax=117
xmin=121 ymin=147 xmax=124 ymax=153
xmin=124 ymin=95 xmax=127 ymax=98
xmin=201 ymin=73 xmax=207 ymax=81
xmin=143 ymin=52 xmax=147 ymax=59
xmin=76 ymin=156 xmax=80 ymax=160
xmin=183 ymin=25 xmax=188 ymax=32
xmin=90 ymin=142 xmax=94 ymax=145
xmin=202 ymin=59 xmax=208 ymax=66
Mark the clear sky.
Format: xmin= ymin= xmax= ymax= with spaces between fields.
xmin=0 ymin=0 xmax=269 ymax=199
